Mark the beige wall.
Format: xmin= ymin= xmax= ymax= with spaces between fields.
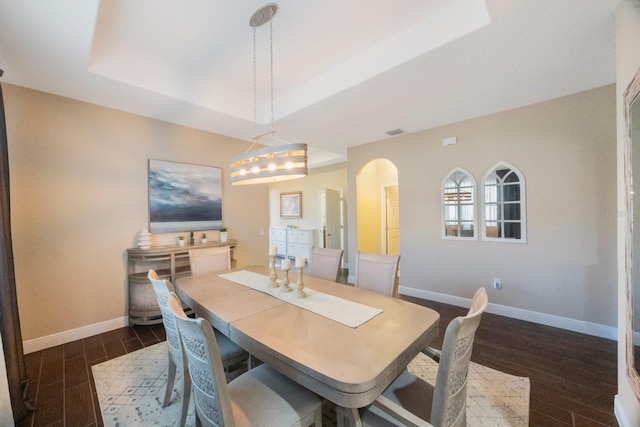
xmin=4 ymin=84 xmax=269 ymax=343
xmin=617 ymin=0 xmax=640 ymax=425
xmin=348 ymin=84 xmax=617 ymax=327
xmin=268 ymin=163 xmax=348 ymax=263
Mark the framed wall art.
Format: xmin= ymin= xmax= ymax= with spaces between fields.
xmin=148 ymin=159 xmax=223 ymax=232
xmin=280 ymin=191 xmax=302 ymax=218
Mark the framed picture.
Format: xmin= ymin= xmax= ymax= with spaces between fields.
xmin=148 ymin=159 xmax=223 ymax=232
xmin=280 ymin=192 xmax=302 ymax=218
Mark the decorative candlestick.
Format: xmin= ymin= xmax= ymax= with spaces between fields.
xmin=280 ymin=258 xmax=292 ymax=293
xmin=268 ymin=246 xmax=279 ymax=288
xmin=295 ymin=256 xmax=307 ymax=298
xmin=268 ymin=255 xmax=279 ymax=288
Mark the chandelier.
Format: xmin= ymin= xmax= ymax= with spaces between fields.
xmin=230 ymin=3 xmax=308 ymax=185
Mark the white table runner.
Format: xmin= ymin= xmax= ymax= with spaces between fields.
xmin=218 ymin=270 xmax=383 ymax=328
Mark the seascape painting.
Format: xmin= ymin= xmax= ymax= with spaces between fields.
xmin=148 ymin=159 xmax=223 ymax=232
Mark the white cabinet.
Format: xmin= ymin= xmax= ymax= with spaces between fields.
xmin=269 ymin=227 xmax=315 ymax=261
xmin=287 ymin=229 xmax=314 ymax=259
xmin=269 ymin=228 xmax=287 ymax=257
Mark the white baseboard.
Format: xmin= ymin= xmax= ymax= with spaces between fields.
xmin=22 ymin=285 xmax=618 ymax=353
xmin=615 ymin=394 xmax=633 ymax=427
xmin=399 ymin=286 xmax=617 ymax=340
xmin=23 ymin=316 xmax=128 ymax=354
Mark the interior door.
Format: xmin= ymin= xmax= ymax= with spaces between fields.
xmin=324 ymin=189 xmax=342 ymax=250
xmin=385 ymin=186 xmax=400 ymax=255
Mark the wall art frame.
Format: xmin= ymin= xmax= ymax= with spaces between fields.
xmin=280 ymin=191 xmax=302 ymax=218
xmin=148 ymin=159 xmax=223 ymax=232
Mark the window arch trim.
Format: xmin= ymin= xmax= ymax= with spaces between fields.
xmin=481 ymin=161 xmax=527 ymax=243
xmin=441 ymin=167 xmax=478 ymax=240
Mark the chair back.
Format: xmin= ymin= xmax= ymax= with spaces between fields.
xmin=147 ymin=270 xmax=183 ymax=366
xmin=189 ymin=246 xmax=231 ymax=276
xmin=167 ymin=292 xmax=234 ymax=427
xmin=430 ymin=287 xmax=488 ymax=427
xmin=308 ymin=247 xmax=344 ymax=282
xmin=354 ymin=251 xmax=400 ymax=297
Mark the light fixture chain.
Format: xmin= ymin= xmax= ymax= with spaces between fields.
xmin=231 ymin=3 xmax=308 ymax=185
xmin=269 ymin=6 xmax=274 ymax=134
xmin=253 ymin=25 xmax=257 ymax=142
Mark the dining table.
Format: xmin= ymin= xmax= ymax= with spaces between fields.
xmin=174 ymin=265 xmax=440 ymax=410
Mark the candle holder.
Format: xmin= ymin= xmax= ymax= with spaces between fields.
xmin=280 ymin=265 xmax=292 ymax=293
xmin=296 ymin=264 xmax=307 ymax=298
xmin=268 ymin=255 xmax=279 ymax=288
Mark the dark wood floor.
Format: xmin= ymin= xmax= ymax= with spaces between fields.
xmin=15 ymin=288 xmax=618 ymax=426
xmin=403 ymin=296 xmax=618 ymax=427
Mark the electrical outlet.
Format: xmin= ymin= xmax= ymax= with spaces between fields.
xmin=493 ymin=277 xmax=502 ymax=290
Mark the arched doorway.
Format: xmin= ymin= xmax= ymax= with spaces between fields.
xmin=356 ymin=158 xmax=399 ymax=255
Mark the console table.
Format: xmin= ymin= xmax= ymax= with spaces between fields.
xmin=126 ymin=240 xmax=237 ymax=325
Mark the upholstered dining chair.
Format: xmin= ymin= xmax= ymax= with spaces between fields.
xmin=188 ymin=246 xmax=231 ymax=276
xmin=147 ymin=270 xmax=191 ymax=427
xmin=308 ymin=247 xmax=344 ymax=282
xmin=147 ymin=271 xmax=249 ymax=426
xmin=354 ymin=251 xmax=401 ymax=297
xmin=422 ymin=287 xmax=488 ymax=363
xmin=336 ymin=287 xmax=489 ymax=427
xmin=167 ymin=292 xmax=324 ymax=427
xmin=187 ymin=246 xmax=250 ymax=371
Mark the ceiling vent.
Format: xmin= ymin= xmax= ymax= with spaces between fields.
xmin=385 ymin=129 xmax=405 ymax=136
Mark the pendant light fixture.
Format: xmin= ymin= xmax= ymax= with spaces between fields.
xmin=230 ymin=3 xmax=308 ymax=185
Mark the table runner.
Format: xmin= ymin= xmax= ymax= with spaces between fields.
xmin=218 ymin=270 xmax=383 ymax=328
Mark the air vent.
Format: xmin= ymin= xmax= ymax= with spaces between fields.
xmin=385 ymin=129 xmax=405 ymax=136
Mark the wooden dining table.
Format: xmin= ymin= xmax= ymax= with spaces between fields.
xmin=175 ymin=265 xmax=440 ymax=409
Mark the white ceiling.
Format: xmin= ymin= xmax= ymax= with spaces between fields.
xmin=0 ymin=0 xmax=618 ymax=167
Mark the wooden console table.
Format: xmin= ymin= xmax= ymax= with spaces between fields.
xmin=126 ymin=239 xmax=237 ymax=325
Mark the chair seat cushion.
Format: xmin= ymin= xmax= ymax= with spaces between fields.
xmin=360 ymin=370 xmax=434 ymax=425
xmin=228 ymin=364 xmax=323 ymax=427
xmin=214 ymin=329 xmax=247 ymax=360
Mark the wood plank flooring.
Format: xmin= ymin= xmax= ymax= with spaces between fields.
xmin=402 ymin=296 xmax=618 ymax=426
xmin=16 ymin=323 xmax=168 ymax=427
xmin=15 ymin=286 xmax=618 ymax=426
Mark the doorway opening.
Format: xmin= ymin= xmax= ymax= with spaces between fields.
xmin=317 ymin=188 xmax=344 ymax=252
xmin=356 ymin=158 xmax=399 ymax=255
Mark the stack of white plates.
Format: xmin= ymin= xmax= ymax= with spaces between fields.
xmin=137 ymin=229 xmax=152 ymax=249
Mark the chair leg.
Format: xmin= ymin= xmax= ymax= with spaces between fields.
xmin=336 ymin=406 xmax=361 ymax=427
xmin=336 ymin=406 xmax=346 ymax=427
xmin=299 ymin=406 xmax=323 ymax=427
xmin=314 ymin=406 xmax=323 ymax=427
xmin=179 ymin=364 xmax=191 ymax=427
xmin=163 ymin=354 xmax=177 ymax=408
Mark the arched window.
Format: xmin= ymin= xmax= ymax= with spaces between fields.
xmin=442 ymin=168 xmax=477 ymax=240
xmin=482 ymin=162 xmax=526 ymax=242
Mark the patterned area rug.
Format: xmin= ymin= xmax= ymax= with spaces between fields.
xmin=408 ymin=353 xmax=530 ymax=426
xmin=92 ymin=342 xmax=529 ymax=426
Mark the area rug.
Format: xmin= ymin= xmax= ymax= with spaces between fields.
xmin=408 ymin=352 xmax=530 ymax=426
xmin=92 ymin=342 xmax=529 ymax=426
